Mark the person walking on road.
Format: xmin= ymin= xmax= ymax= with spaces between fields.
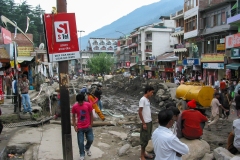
xmin=5 ymin=72 xmax=12 ymax=99
xmin=208 ymin=92 xmax=228 ymax=131
xmin=235 ymin=90 xmax=240 ymax=118
xmin=18 ymin=74 xmax=32 ymax=114
xmin=138 ymin=85 xmax=154 ymax=160
xmin=72 ymin=93 xmax=94 ymax=160
xmin=94 ymin=84 xmax=103 ymax=111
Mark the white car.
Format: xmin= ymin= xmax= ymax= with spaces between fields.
xmin=123 ymin=72 xmax=131 ymax=78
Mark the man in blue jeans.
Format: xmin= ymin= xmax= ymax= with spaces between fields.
xmin=72 ymin=93 xmax=94 ymax=160
xmin=18 ymin=74 xmax=32 ymax=114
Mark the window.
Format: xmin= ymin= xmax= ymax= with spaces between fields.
xmin=222 ymin=11 xmax=226 ymax=24
xmin=185 ymin=16 xmax=197 ymax=32
xmin=184 ymin=0 xmax=197 ymax=11
xmin=204 ymin=9 xmax=227 ymax=28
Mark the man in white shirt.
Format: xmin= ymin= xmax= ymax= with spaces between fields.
xmin=214 ymin=79 xmax=220 ymax=88
xmin=138 ymin=85 xmax=154 ymax=160
xmin=12 ymin=76 xmax=17 ymax=113
xmin=152 ymin=109 xmax=189 ymax=160
xmin=227 ymin=118 xmax=240 ymax=154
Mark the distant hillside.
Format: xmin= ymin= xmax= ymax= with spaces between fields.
xmin=80 ymin=0 xmax=184 ymax=50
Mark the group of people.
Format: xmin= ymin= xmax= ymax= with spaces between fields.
xmin=138 ymin=84 xmax=240 ymax=160
xmin=71 ymin=84 xmax=105 ymax=160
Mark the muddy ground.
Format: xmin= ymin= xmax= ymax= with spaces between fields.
xmin=96 ymin=76 xmax=236 ymax=156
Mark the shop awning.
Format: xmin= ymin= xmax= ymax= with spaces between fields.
xmin=156 ymin=52 xmax=179 ymax=62
xmin=174 ymin=48 xmax=187 ymax=53
xmin=17 ymin=56 xmax=34 ymax=63
xmin=171 ymin=31 xmax=184 ymax=37
xmin=226 ymin=63 xmax=240 ymax=70
xmin=130 ymin=63 xmax=137 ymax=67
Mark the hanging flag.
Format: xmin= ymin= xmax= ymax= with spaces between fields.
xmin=25 ymin=16 xmax=30 ymax=33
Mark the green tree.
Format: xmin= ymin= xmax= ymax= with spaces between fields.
xmin=87 ymin=53 xmax=114 ymax=74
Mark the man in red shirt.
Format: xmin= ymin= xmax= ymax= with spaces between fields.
xmin=72 ymin=93 xmax=93 ymax=160
xmin=181 ymin=99 xmax=208 ymax=140
xmin=220 ymin=79 xmax=226 ymax=91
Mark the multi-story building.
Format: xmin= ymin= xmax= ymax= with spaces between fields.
xmin=86 ymin=38 xmax=118 ymax=74
xmin=113 ymin=16 xmax=178 ymax=77
xmin=198 ymin=0 xmax=237 ymax=84
xmin=171 ymin=9 xmax=185 ymax=76
xmin=226 ymin=0 xmax=240 ymax=81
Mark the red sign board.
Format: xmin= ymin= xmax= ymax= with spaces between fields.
xmin=1 ymin=27 xmax=12 ymax=44
xmin=126 ymin=61 xmax=130 ymax=67
xmin=165 ymin=68 xmax=174 ymax=72
xmin=43 ymin=13 xmax=80 ymax=62
xmin=225 ymin=33 xmax=240 ymax=49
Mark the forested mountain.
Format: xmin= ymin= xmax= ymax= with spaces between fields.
xmin=80 ymin=0 xmax=184 ymax=50
xmin=0 ymin=0 xmax=44 ymax=47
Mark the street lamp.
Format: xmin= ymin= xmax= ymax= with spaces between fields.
xmin=116 ymin=30 xmax=126 ymax=38
xmin=77 ymin=30 xmax=85 ymax=75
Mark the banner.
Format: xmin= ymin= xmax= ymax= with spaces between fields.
xmin=43 ymin=13 xmax=80 ymax=62
xmin=1 ymin=27 xmax=12 ymax=44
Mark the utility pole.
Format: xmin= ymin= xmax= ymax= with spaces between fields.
xmin=56 ymin=0 xmax=73 ymax=159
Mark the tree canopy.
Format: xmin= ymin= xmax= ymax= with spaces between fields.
xmin=0 ymin=0 xmax=45 ymax=47
xmin=87 ymin=53 xmax=114 ymax=74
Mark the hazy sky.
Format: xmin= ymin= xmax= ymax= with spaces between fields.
xmin=14 ymin=0 xmax=160 ymax=37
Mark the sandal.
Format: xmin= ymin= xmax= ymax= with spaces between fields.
xmin=144 ymin=154 xmax=154 ymax=159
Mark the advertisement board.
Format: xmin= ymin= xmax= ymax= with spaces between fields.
xmin=17 ymin=47 xmax=33 ymax=56
xmin=201 ymin=54 xmax=224 ymax=62
xmin=203 ymin=63 xmax=224 ymax=69
xmin=182 ymin=58 xmax=200 ymax=66
xmin=1 ymin=27 xmax=12 ymax=44
xmin=226 ymin=33 xmax=240 ymax=49
xmin=43 ymin=13 xmax=80 ymax=62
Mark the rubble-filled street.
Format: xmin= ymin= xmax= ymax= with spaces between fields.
xmin=0 ymin=76 xmax=239 ymax=160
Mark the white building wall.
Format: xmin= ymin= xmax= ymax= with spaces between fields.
xmin=163 ymin=20 xmax=176 ymax=28
xmin=152 ymin=32 xmax=176 ymax=57
xmin=140 ymin=30 xmax=146 ymax=62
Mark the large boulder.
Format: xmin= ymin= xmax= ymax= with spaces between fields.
xmin=145 ymin=140 xmax=153 ymax=152
xmin=118 ymin=144 xmax=131 ymax=156
xmin=213 ymin=147 xmax=234 ymax=160
xmin=165 ymin=82 xmax=178 ymax=88
xmin=159 ymin=83 xmax=168 ymax=90
xmin=169 ymin=88 xmax=178 ymax=100
xmin=181 ymin=138 xmax=210 ymax=160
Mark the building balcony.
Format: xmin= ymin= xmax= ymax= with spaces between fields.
xmin=138 ymin=50 xmax=142 ymax=54
xmin=171 ymin=27 xmax=184 ymax=37
xmin=145 ymin=37 xmax=152 ymax=42
xmin=199 ymin=0 xmax=236 ymax=11
xmin=129 ymin=43 xmax=138 ymax=48
xmin=227 ymin=6 xmax=240 ymax=25
xmin=170 ymin=9 xmax=184 ymax=20
xmin=145 ymin=49 xmax=152 ymax=52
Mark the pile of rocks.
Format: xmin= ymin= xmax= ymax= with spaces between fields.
xmin=152 ymin=82 xmax=179 ymax=108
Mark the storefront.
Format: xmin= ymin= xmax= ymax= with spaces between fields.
xmin=182 ymin=58 xmax=201 ymax=80
xmin=225 ymin=34 xmax=240 ymax=81
xmin=201 ymin=54 xmax=225 ymax=85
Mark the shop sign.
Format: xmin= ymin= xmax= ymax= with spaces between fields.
xmin=1 ymin=27 xmax=12 ymax=44
xmin=217 ymin=44 xmax=225 ymax=51
xmin=231 ymin=48 xmax=240 ymax=59
xmin=220 ymin=38 xmax=225 ymax=44
xmin=165 ymin=68 xmax=174 ymax=72
xmin=182 ymin=58 xmax=200 ymax=66
xmin=144 ymin=66 xmax=151 ymax=70
xmin=185 ymin=42 xmax=190 ymax=48
xmin=201 ymin=54 xmax=224 ymax=62
xmin=177 ymin=60 xmax=182 ymax=65
xmin=225 ymin=33 xmax=240 ymax=49
xmin=43 ymin=13 xmax=80 ymax=62
xmin=17 ymin=47 xmax=33 ymax=56
xmin=203 ymin=63 xmax=224 ymax=69
xmin=126 ymin=61 xmax=130 ymax=67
